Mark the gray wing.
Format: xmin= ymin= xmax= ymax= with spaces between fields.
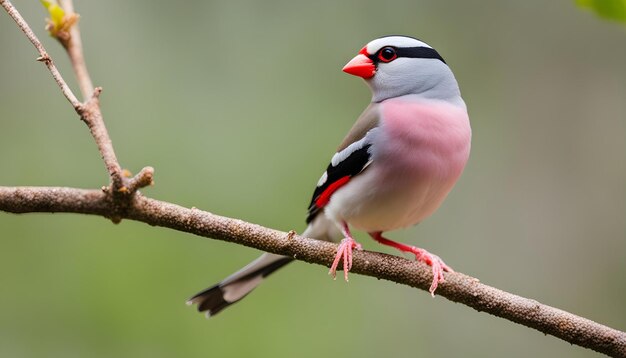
xmin=306 ymin=103 xmax=381 ymax=223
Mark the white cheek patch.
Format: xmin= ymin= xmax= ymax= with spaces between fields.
xmin=366 ymin=36 xmax=432 ymax=54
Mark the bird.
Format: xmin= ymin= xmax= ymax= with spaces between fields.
xmin=187 ymin=35 xmax=471 ymax=317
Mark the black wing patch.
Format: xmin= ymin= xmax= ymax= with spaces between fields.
xmin=306 ymin=144 xmax=372 ymax=224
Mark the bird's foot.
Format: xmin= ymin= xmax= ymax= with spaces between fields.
xmin=409 ymin=247 xmax=453 ymax=296
xmin=369 ymin=232 xmax=452 ymax=296
xmin=329 ymin=237 xmax=362 ymax=281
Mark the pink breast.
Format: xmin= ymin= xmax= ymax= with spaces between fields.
xmin=378 ymin=99 xmax=471 ymax=181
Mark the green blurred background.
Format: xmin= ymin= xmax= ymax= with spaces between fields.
xmin=1 ymin=1 xmax=625 ymax=357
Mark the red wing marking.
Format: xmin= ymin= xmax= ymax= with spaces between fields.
xmin=314 ymin=175 xmax=351 ymax=209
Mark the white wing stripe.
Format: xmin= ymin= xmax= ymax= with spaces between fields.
xmin=331 ymin=128 xmax=380 ymax=167
xmin=316 ymin=171 xmax=328 ymax=187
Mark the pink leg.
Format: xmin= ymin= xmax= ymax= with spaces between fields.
xmin=369 ymin=232 xmax=453 ymax=296
xmin=329 ymin=222 xmax=362 ymax=281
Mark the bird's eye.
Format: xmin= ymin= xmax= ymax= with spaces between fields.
xmin=377 ymin=47 xmax=397 ymax=63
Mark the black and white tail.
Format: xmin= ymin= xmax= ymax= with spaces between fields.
xmin=187 ymin=216 xmax=340 ymax=317
xmin=186 ymin=253 xmax=293 ymax=317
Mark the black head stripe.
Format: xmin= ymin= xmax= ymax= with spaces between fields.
xmin=369 ymin=46 xmax=446 ymax=64
xmin=396 ymin=47 xmax=446 ymax=64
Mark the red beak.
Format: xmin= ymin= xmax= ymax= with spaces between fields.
xmin=342 ymin=47 xmax=375 ymax=79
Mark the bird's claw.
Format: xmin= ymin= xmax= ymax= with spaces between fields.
xmin=329 ymin=237 xmax=361 ymax=281
xmin=411 ymin=247 xmax=452 ymax=296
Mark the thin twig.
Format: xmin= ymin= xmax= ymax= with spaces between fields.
xmin=79 ymin=87 xmax=125 ymax=192
xmin=0 ymin=0 xmax=80 ymax=109
xmin=58 ymin=0 xmax=93 ymax=100
xmin=126 ymin=166 xmax=155 ymax=193
xmin=0 ymin=186 xmax=624 ymax=357
xmin=1 ymin=0 xmax=127 ymax=195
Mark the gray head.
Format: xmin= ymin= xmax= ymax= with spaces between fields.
xmin=343 ymin=36 xmax=464 ymax=107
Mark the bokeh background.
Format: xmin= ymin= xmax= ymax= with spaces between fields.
xmin=1 ymin=1 xmax=625 ymax=357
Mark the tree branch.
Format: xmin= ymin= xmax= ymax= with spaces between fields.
xmin=0 ymin=186 xmax=625 ymax=357
xmin=77 ymin=87 xmax=125 ymax=196
xmin=0 ymin=0 xmax=80 ymax=109
xmin=1 ymin=1 xmax=625 ymax=357
xmin=58 ymin=0 xmax=94 ymax=100
xmin=0 ymin=0 xmax=150 ymax=196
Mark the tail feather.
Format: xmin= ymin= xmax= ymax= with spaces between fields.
xmin=187 ymin=219 xmax=340 ymax=317
xmin=194 ymin=286 xmax=229 ymax=316
xmin=187 ymin=253 xmax=293 ymax=317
